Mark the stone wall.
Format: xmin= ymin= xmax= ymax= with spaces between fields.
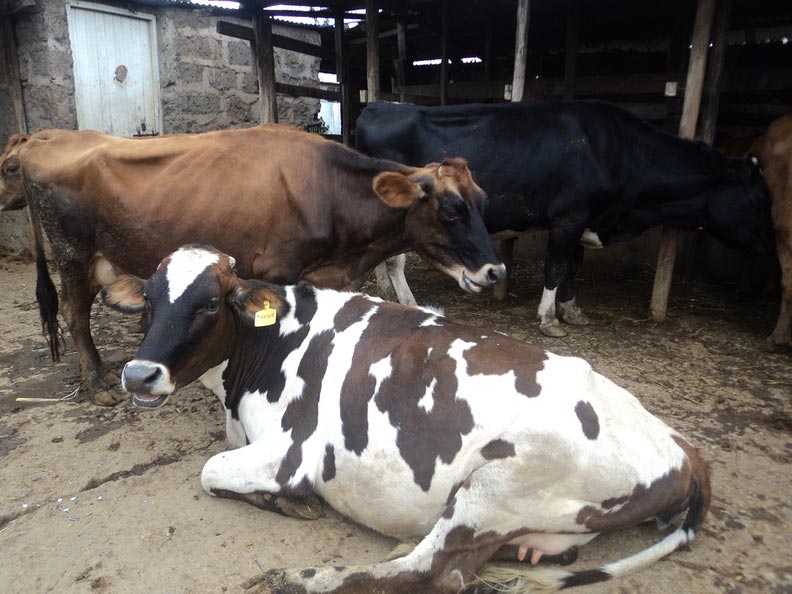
xmin=0 ymin=1 xmax=322 ymax=255
xmin=157 ymin=8 xmax=321 ymax=133
xmin=0 ymin=0 xmax=76 ymax=257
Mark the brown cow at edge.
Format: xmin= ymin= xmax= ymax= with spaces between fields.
xmin=750 ymin=115 xmax=792 ymax=351
xmin=0 ymin=126 xmax=504 ymax=405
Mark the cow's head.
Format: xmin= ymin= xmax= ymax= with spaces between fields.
xmin=706 ymin=155 xmax=775 ymax=256
xmin=102 ymin=245 xmax=285 ymax=407
xmin=373 ymin=157 xmax=505 ymax=293
xmin=0 ymin=134 xmax=29 ymax=211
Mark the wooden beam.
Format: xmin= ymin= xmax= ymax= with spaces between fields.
xmin=334 ymin=11 xmax=352 ymax=146
xmin=511 ymin=0 xmax=530 ymax=103
xmin=349 ymin=24 xmax=419 ymax=45
xmin=365 ymin=0 xmax=380 ymax=103
xmin=563 ymin=0 xmax=579 ymax=101
xmin=2 ymin=18 xmax=26 ymax=133
xmin=439 ymin=0 xmax=448 ymax=106
xmin=649 ymin=0 xmax=716 ymax=323
xmin=495 ymin=0 xmax=530 ymax=302
xmin=217 ymin=21 xmax=331 ymax=60
xmin=699 ymin=0 xmax=732 ymax=145
xmin=393 ymin=21 xmax=407 ymax=98
xmin=253 ymin=14 xmax=278 ymax=124
xmin=275 ymin=82 xmax=340 ymax=101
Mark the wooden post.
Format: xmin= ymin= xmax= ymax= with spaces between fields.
xmin=649 ymin=0 xmax=716 ymax=322
xmin=365 ymin=0 xmax=380 ymax=103
xmin=253 ymin=13 xmax=278 ymax=124
xmin=393 ymin=21 xmax=407 ymax=101
xmin=334 ymin=11 xmax=351 ymax=145
xmin=700 ymin=0 xmax=732 ymax=145
xmin=484 ymin=14 xmax=493 ymax=81
xmin=2 ymin=18 xmax=26 ymax=133
xmin=563 ymin=0 xmax=579 ymax=101
xmin=440 ymin=0 xmax=449 ymax=105
xmin=511 ymin=0 xmax=530 ymax=103
xmin=494 ymin=0 xmax=530 ymax=302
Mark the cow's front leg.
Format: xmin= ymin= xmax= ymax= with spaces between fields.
xmin=375 ymin=255 xmax=417 ymax=306
xmin=200 ymin=444 xmax=322 ymax=520
xmin=245 ymin=463 xmax=526 ymax=594
xmin=60 ymin=265 xmax=123 ymax=406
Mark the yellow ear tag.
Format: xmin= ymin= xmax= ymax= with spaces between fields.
xmin=254 ymin=300 xmax=277 ymax=327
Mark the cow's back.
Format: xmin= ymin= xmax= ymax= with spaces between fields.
xmin=19 ymin=126 xmax=369 ymax=280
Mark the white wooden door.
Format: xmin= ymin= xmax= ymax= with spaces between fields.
xmin=67 ymin=1 xmax=161 ymax=137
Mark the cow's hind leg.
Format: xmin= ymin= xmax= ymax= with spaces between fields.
xmin=246 ymin=463 xmax=538 ymax=594
xmin=557 ymin=244 xmax=590 ymax=327
xmin=538 ymin=222 xmax=587 ymax=337
xmin=60 ymin=263 xmax=123 ymax=406
xmin=767 ymin=230 xmax=792 ymax=350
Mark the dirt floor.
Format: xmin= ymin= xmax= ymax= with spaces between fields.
xmin=0 ymin=253 xmax=790 ymax=594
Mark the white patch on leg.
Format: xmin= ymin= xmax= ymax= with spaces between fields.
xmin=537 ymin=287 xmax=557 ymax=323
xmin=580 ymin=228 xmax=603 ymax=249
xmin=166 ymin=247 xmax=220 ymax=303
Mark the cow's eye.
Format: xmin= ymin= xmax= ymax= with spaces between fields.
xmin=205 ymin=298 xmax=220 ymax=314
xmin=440 ymin=195 xmax=465 ymax=222
xmin=4 ymin=161 xmax=19 ymax=174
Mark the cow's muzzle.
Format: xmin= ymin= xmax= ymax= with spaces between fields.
xmin=460 ymin=263 xmax=507 ymax=293
xmin=122 ymin=360 xmax=176 ymax=408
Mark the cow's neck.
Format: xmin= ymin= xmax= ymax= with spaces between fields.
xmin=302 ymin=162 xmax=415 ymax=289
xmin=219 ymin=284 xmax=321 ymax=419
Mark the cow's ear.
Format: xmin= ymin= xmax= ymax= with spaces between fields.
xmin=101 ymin=275 xmax=146 ymax=314
xmin=230 ymin=279 xmax=286 ymax=327
xmin=373 ymin=171 xmax=426 ymax=208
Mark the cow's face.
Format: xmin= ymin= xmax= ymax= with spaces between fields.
xmin=0 ymin=134 xmax=28 ymax=211
xmin=102 ymin=245 xmax=285 ymax=407
xmin=373 ymin=158 xmax=506 ymax=293
xmin=708 ymin=156 xmax=775 ymax=256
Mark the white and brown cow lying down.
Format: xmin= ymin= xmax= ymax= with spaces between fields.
xmin=103 ymin=245 xmax=711 ymax=594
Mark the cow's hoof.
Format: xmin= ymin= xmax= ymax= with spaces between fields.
xmin=558 ymin=303 xmax=590 ymax=326
xmin=764 ymin=336 xmax=791 ymax=352
xmin=91 ymin=388 xmax=125 ymax=407
xmin=277 ymin=494 xmax=323 ymax=520
xmin=103 ymin=371 xmax=121 ymax=387
xmin=539 ymin=320 xmax=567 ymax=338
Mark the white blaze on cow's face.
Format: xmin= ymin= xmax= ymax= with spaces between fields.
xmin=166 ymin=246 xmax=221 ymax=303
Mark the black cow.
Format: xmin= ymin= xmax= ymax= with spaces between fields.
xmin=357 ymin=100 xmax=776 ymax=336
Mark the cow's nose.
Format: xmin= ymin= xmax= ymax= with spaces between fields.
xmin=487 ymin=264 xmax=507 ymax=285
xmin=123 ymin=360 xmax=165 ymax=392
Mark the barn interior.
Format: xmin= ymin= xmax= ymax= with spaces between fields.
xmin=0 ymin=2 xmax=791 ymax=593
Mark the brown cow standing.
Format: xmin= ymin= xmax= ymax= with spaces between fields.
xmin=750 ymin=116 xmax=792 ymax=351
xmin=0 ymin=126 xmax=504 ymax=405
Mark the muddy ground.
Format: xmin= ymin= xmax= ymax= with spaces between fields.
xmin=0 ymin=253 xmax=790 ymax=594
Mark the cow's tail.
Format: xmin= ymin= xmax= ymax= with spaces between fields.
xmin=469 ymin=447 xmax=711 ymax=593
xmin=27 ymin=199 xmax=62 ymax=361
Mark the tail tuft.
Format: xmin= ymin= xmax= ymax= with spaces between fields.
xmin=35 ymin=246 xmax=62 ymax=361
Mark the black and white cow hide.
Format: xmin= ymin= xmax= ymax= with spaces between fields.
xmin=103 ymin=244 xmax=711 ymax=594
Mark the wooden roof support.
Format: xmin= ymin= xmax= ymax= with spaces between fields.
xmin=365 ymin=0 xmax=380 ymax=103
xmin=564 ymin=0 xmax=580 ymax=101
xmin=334 ymin=10 xmax=352 ymax=145
xmin=253 ymin=13 xmax=278 ymax=124
xmin=649 ymin=0 xmax=716 ymax=322
xmin=700 ymin=0 xmax=732 ymax=145
xmin=493 ymin=0 xmax=531 ymax=303
xmin=439 ymin=0 xmax=448 ymax=106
